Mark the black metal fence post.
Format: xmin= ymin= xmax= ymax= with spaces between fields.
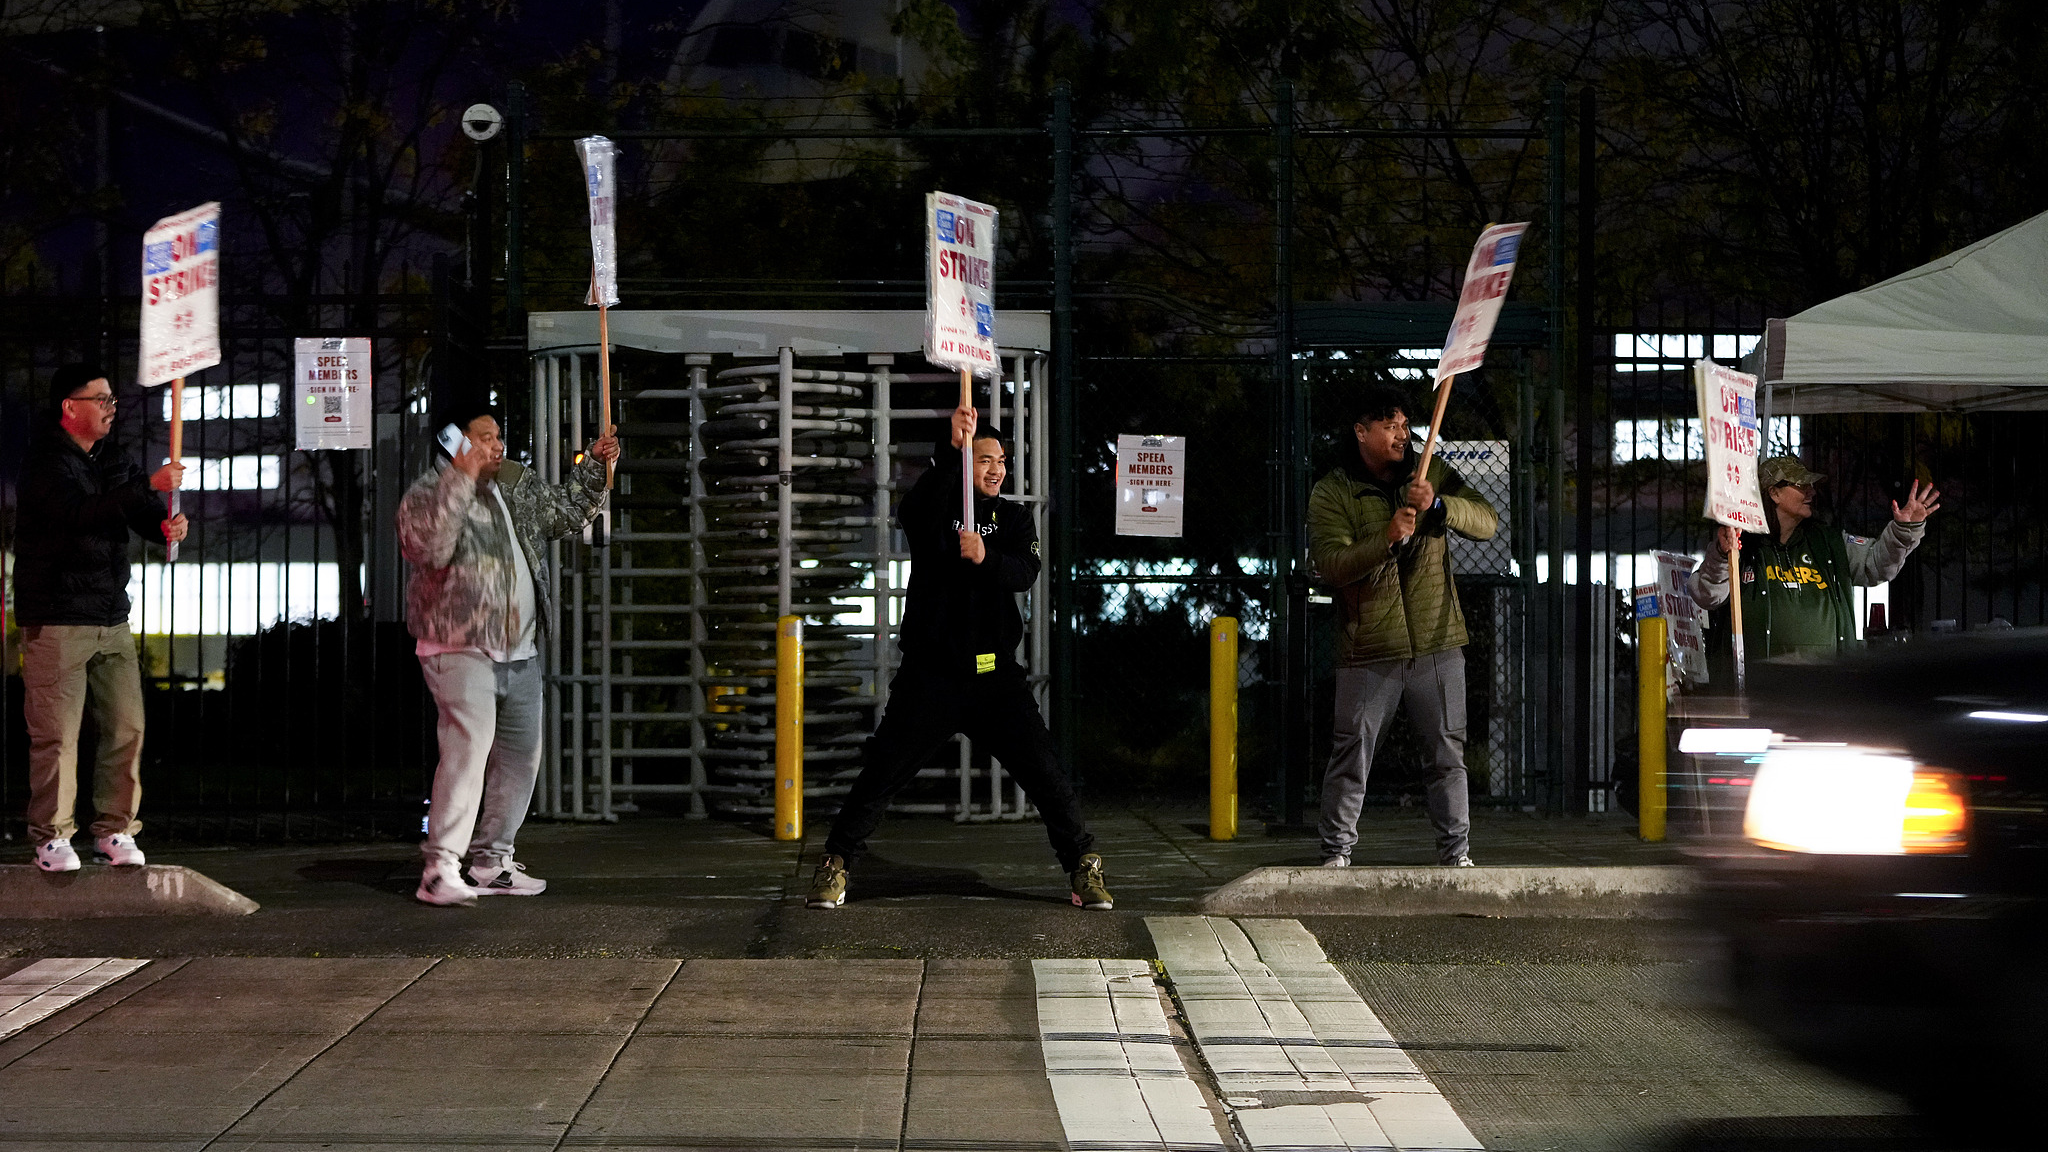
xmin=1573 ymin=84 xmax=1599 ymax=815
xmin=505 ymin=80 xmax=526 ymax=331
xmin=1271 ymin=78 xmax=1306 ymax=827
xmin=1545 ymin=79 xmax=1569 ymax=814
xmin=1050 ymin=81 xmax=1078 ymax=786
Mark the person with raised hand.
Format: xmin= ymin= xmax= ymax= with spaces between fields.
xmin=1691 ymin=456 xmax=1938 ymax=659
xmin=398 ymin=404 xmax=616 ymax=905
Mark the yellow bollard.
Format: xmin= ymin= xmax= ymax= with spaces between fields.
xmin=775 ymin=615 xmax=803 ymax=841
xmin=1637 ymin=612 xmax=1668 ymax=842
xmin=1209 ymin=616 xmax=1239 ymax=841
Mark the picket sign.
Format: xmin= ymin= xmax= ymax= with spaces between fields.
xmin=924 ymin=192 xmax=1000 ymax=532
xmin=1695 ymin=358 xmax=1767 ymax=693
xmin=576 ymin=136 xmax=619 ymax=494
xmin=1411 ymin=222 xmax=1531 ymax=527
xmin=139 ymin=202 xmax=223 ymax=563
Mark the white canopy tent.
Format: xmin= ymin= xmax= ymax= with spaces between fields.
xmin=1745 ymin=209 xmax=2048 ymax=415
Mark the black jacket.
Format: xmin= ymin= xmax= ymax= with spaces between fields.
xmin=895 ymin=446 xmax=1040 ymax=674
xmin=15 ymin=425 xmax=168 ymax=627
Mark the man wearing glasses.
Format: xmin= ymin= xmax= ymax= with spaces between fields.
xmin=15 ymin=364 xmax=186 ymax=873
xmin=1691 ymin=456 xmax=1940 ymax=659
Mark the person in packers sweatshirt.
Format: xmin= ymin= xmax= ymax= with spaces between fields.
xmin=1690 ymin=455 xmax=1939 ymax=658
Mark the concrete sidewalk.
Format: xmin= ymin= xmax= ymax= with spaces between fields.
xmin=0 ymin=955 xmax=1070 ymax=1152
xmin=0 ymin=805 xmax=1680 ymax=960
xmin=0 ymin=916 xmax=1910 ymax=1152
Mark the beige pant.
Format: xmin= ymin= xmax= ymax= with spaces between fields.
xmin=22 ymin=623 xmax=146 ymax=845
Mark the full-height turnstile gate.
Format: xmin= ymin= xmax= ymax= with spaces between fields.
xmin=527 ymin=311 xmax=1051 ymax=822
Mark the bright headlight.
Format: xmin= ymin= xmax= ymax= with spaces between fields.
xmin=1744 ymin=745 xmax=1969 ymax=855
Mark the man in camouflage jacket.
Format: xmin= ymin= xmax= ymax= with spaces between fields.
xmin=1307 ymin=386 xmax=1498 ymax=869
xmin=397 ymin=406 xmax=615 ymax=905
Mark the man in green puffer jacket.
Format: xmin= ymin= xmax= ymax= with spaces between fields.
xmin=1308 ymin=385 xmax=1499 ymax=868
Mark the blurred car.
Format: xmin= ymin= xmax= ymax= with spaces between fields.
xmin=1697 ymin=631 xmax=2048 ymax=1141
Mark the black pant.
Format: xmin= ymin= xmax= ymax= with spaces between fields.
xmin=824 ymin=660 xmax=1095 ymax=872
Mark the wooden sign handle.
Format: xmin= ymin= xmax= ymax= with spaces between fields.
xmin=597 ymin=298 xmax=614 ymax=491
xmin=959 ymin=368 xmax=974 ymax=532
xmin=166 ymin=376 xmax=184 ymax=562
xmin=1413 ymin=373 xmax=1455 ymax=483
xmin=1728 ymin=533 xmax=1747 ymax=695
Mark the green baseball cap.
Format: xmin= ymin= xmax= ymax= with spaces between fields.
xmin=1758 ymin=456 xmax=1823 ymax=489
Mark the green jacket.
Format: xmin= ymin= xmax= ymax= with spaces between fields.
xmin=1308 ymin=452 xmax=1499 ymax=666
xmin=1689 ymin=516 xmax=1924 ymax=659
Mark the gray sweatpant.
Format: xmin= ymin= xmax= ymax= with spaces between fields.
xmin=1318 ymin=648 xmax=1472 ymax=863
xmin=419 ymin=651 xmax=543 ymax=871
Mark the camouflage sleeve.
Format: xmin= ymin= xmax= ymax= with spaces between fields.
xmin=397 ymin=466 xmax=474 ymax=568
xmin=531 ymin=455 xmax=609 ymax=542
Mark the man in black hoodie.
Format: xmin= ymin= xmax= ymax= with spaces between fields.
xmin=15 ymin=365 xmax=186 ymax=873
xmin=805 ymin=404 xmax=1109 ymax=910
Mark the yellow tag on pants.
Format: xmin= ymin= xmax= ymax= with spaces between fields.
xmin=975 ymin=653 xmax=996 ymax=674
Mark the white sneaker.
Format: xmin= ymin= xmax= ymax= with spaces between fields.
xmin=1319 ymin=855 xmax=1350 ymax=868
xmin=95 ymin=834 xmax=146 ymax=867
xmin=1452 ymin=854 xmax=1475 ymax=867
xmin=35 ymin=838 xmax=81 ymax=873
xmin=466 ymin=858 xmax=546 ymax=896
xmin=415 ymin=861 xmax=478 ymax=906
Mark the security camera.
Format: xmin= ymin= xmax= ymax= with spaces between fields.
xmin=461 ymin=103 xmax=503 ymax=142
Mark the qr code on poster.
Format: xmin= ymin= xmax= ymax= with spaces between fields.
xmin=323 ymin=396 xmax=342 ymax=415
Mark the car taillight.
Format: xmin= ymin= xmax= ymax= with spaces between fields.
xmin=1900 ymin=769 xmax=1970 ymax=854
xmin=1744 ymin=746 xmax=1970 ymax=856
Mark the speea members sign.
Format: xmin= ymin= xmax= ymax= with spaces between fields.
xmin=140 ymin=202 xmax=222 ymax=386
xmin=294 ymin=337 xmax=372 ymax=451
xmin=924 ymin=192 xmax=999 ymax=377
xmin=1114 ymin=434 xmax=1185 ymax=537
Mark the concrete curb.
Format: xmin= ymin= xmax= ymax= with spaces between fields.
xmin=0 ymin=865 xmax=260 ymax=918
xmin=1195 ymin=865 xmax=1698 ymax=918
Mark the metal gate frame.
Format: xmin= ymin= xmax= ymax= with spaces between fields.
xmin=529 ymin=310 xmax=1049 ymax=821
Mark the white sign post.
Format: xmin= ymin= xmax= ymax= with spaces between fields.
xmin=1696 ymin=357 xmax=1766 ymax=693
xmin=576 ymin=135 xmax=619 ymax=498
xmin=924 ymin=191 xmax=1000 ymax=530
xmin=140 ymin=201 xmax=223 ymax=562
xmin=293 ymin=337 xmax=372 ymax=450
xmin=1114 ymin=435 xmax=1186 ymax=537
xmin=1413 ymin=222 xmax=1531 ymax=497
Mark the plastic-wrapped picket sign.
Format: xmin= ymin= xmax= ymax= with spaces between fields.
xmin=576 ymin=136 xmax=619 ymax=307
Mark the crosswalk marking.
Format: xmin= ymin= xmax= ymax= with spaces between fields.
xmin=1147 ymin=916 xmax=1485 ymax=1151
xmin=0 ymin=958 xmax=149 ymax=1042
xmin=1032 ymin=958 xmax=1230 ymax=1152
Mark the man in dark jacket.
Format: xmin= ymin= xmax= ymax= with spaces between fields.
xmin=16 ymin=364 xmax=186 ymax=873
xmin=805 ymin=404 xmax=1109 ymax=910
